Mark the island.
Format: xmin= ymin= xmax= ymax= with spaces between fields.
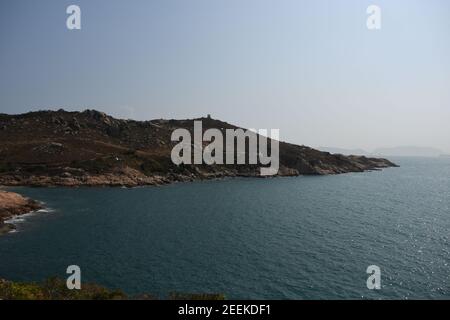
xmin=0 ymin=109 xmax=398 ymax=188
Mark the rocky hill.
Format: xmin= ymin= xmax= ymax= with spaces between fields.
xmin=0 ymin=109 xmax=397 ymax=187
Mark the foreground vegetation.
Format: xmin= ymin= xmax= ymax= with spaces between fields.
xmin=0 ymin=277 xmax=127 ymax=300
xmin=0 ymin=277 xmax=225 ymax=300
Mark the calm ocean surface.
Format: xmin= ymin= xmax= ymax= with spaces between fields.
xmin=1 ymin=157 xmax=449 ymax=299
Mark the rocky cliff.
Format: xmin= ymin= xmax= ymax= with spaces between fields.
xmin=0 ymin=109 xmax=397 ymax=187
xmin=0 ymin=190 xmax=43 ymax=234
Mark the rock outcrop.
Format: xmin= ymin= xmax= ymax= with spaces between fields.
xmin=0 ymin=190 xmax=43 ymax=234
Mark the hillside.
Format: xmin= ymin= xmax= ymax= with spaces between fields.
xmin=0 ymin=109 xmax=397 ymax=187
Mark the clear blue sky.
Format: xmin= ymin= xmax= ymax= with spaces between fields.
xmin=1 ymin=0 xmax=449 ymax=152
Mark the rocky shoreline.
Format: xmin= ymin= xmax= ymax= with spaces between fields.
xmin=0 ymin=190 xmax=43 ymax=235
xmin=0 ymin=163 xmax=394 ymax=188
xmin=0 ymin=167 xmax=299 ymax=188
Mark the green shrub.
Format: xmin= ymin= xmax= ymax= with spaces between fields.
xmin=0 ymin=162 xmax=15 ymax=173
xmin=0 ymin=277 xmax=127 ymax=300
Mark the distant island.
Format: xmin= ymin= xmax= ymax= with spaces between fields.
xmin=318 ymin=147 xmax=369 ymax=156
xmin=319 ymin=146 xmax=449 ymax=158
xmin=0 ymin=109 xmax=398 ymax=188
xmin=373 ymin=146 xmax=446 ymax=158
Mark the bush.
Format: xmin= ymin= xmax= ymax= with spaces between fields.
xmin=0 ymin=277 xmax=127 ymax=300
xmin=0 ymin=277 xmax=226 ymax=300
xmin=0 ymin=162 xmax=15 ymax=173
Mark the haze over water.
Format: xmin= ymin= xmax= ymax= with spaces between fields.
xmin=1 ymin=157 xmax=449 ymax=299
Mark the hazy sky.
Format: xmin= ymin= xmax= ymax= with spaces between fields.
xmin=1 ymin=0 xmax=449 ymax=152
